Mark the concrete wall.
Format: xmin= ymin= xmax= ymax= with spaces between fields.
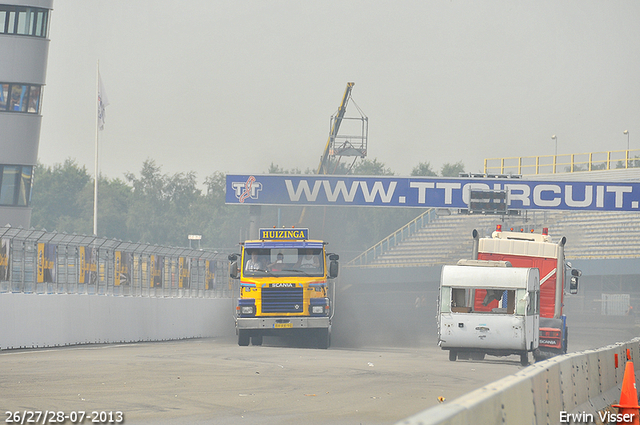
xmin=395 ymin=338 xmax=640 ymax=425
xmin=0 ymin=293 xmax=236 ymax=349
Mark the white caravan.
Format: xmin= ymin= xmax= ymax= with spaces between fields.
xmin=438 ymin=260 xmax=540 ymax=366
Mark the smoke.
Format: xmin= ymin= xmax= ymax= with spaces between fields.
xmin=331 ymin=268 xmax=440 ymax=349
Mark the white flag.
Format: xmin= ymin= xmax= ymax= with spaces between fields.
xmin=98 ymin=73 xmax=109 ymax=130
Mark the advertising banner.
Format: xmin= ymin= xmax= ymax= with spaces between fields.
xmin=226 ymin=174 xmax=640 ymax=212
xmin=37 ymin=243 xmax=56 ymax=283
xmin=0 ymin=238 xmax=9 ymax=281
xmin=79 ymin=246 xmax=97 ymax=285
xmin=178 ymin=257 xmax=190 ymax=289
xmin=150 ymin=255 xmax=163 ymax=288
xmin=205 ymin=260 xmax=215 ymax=290
xmin=114 ymin=251 xmax=131 ymax=286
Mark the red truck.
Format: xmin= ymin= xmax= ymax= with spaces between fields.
xmin=472 ymin=225 xmax=580 ymax=360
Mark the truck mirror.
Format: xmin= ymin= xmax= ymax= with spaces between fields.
xmin=329 ymin=260 xmax=339 ymax=279
xmin=230 ymin=261 xmax=239 ymax=279
xmin=228 ymin=254 xmax=238 ymax=262
xmin=329 ymin=254 xmax=339 ymax=261
xmin=571 ymin=268 xmax=582 ymax=277
xmin=569 ymin=276 xmax=578 ymax=294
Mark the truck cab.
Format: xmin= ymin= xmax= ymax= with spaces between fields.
xmin=229 ymin=228 xmax=338 ymax=348
xmin=438 ymin=259 xmax=540 ymax=366
xmin=473 ymin=225 xmax=580 ymax=360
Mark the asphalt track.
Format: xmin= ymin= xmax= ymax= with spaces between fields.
xmin=1 ymin=311 xmax=637 ymax=425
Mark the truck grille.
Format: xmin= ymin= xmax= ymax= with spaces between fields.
xmin=262 ymin=287 xmax=304 ymax=313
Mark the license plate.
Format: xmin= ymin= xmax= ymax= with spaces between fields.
xmin=274 ymin=323 xmax=293 ymax=328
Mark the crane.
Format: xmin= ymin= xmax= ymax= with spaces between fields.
xmin=298 ymin=82 xmax=368 ymax=225
xmin=317 ymin=82 xmax=355 ymax=175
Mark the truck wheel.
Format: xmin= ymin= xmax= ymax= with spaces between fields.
xmin=317 ymin=328 xmax=331 ymax=349
xmin=520 ymin=352 xmax=529 ymax=366
xmin=533 ymin=348 xmax=543 ymax=362
xmin=449 ymin=351 xmax=457 ymax=361
xmin=470 ymin=352 xmax=485 ymax=360
xmin=251 ymin=335 xmax=263 ymax=346
xmin=238 ymin=330 xmax=250 ymax=346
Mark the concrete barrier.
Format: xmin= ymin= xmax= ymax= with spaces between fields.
xmin=395 ymin=338 xmax=640 ymax=425
xmin=0 ymin=293 xmax=235 ymax=349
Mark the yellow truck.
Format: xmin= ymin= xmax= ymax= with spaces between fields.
xmin=228 ymin=228 xmax=339 ymax=348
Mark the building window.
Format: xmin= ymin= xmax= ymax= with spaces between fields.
xmin=0 ymin=83 xmax=42 ymax=114
xmin=0 ymin=5 xmax=49 ymax=38
xmin=0 ymin=165 xmax=33 ymax=207
xmin=17 ymin=166 xmax=32 ymax=206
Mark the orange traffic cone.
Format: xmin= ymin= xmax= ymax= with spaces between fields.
xmin=613 ymin=361 xmax=640 ymax=425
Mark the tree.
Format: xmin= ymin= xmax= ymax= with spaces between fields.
xmin=72 ymin=174 xmax=134 ymax=239
xmin=352 ymin=158 xmax=394 ymax=176
xmin=200 ymin=171 xmax=248 ymax=249
xmin=615 ymin=157 xmax=640 ymax=169
xmin=267 ymin=163 xmax=302 ymax=174
xmin=124 ymin=160 xmax=168 ymax=244
xmin=93 ymin=177 xmax=132 ymax=240
xmin=31 ymin=159 xmax=92 ymax=233
xmin=441 ymin=161 xmax=465 ymax=177
xmin=125 ymin=159 xmax=208 ymax=246
xmin=321 ymin=158 xmax=357 ymax=175
xmin=411 ymin=162 xmax=437 ymax=176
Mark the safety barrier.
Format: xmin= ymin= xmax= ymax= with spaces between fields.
xmin=0 ymin=226 xmax=236 ymax=349
xmin=395 ymin=338 xmax=640 ymax=425
xmin=0 ymin=293 xmax=234 ymax=349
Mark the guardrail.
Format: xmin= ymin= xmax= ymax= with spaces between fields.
xmin=396 ymin=338 xmax=640 ymax=425
xmin=0 ymin=226 xmax=230 ymax=298
xmin=484 ymin=149 xmax=640 ymax=175
xmin=346 ymin=208 xmax=437 ymax=267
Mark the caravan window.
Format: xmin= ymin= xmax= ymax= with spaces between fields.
xmin=450 ymin=288 xmax=471 ymax=313
xmin=473 ymin=288 xmax=516 ymax=314
xmin=444 ymin=287 xmax=524 ymax=314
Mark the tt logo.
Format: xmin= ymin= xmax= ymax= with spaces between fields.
xmin=232 ymin=176 xmax=262 ymax=203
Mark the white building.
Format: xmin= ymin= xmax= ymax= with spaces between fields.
xmin=0 ymin=0 xmax=52 ymax=227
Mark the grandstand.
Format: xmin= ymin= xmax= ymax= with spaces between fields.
xmin=348 ymin=210 xmax=640 ymax=268
xmin=348 ymin=165 xmax=640 ymax=268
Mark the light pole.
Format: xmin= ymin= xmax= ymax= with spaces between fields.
xmin=624 ymin=130 xmax=630 ymax=168
xmin=551 ymin=135 xmax=557 ymax=173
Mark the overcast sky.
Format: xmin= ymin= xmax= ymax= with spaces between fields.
xmin=38 ymin=1 xmax=640 ymax=182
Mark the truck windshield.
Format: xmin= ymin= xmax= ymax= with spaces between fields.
xmin=243 ymin=248 xmax=324 ymax=277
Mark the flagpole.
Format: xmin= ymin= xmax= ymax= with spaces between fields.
xmin=94 ymin=60 xmax=99 ymax=236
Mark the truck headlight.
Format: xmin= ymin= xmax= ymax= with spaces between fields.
xmin=237 ymin=299 xmax=256 ymax=316
xmin=309 ymin=298 xmax=329 ymax=315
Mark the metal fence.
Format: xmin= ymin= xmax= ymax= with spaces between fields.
xmin=0 ymin=226 xmax=231 ymax=298
xmin=484 ymin=148 xmax=640 ymax=175
xmin=601 ymin=293 xmax=631 ymax=316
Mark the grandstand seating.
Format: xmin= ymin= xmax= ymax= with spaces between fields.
xmin=361 ymin=210 xmax=640 ymax=267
